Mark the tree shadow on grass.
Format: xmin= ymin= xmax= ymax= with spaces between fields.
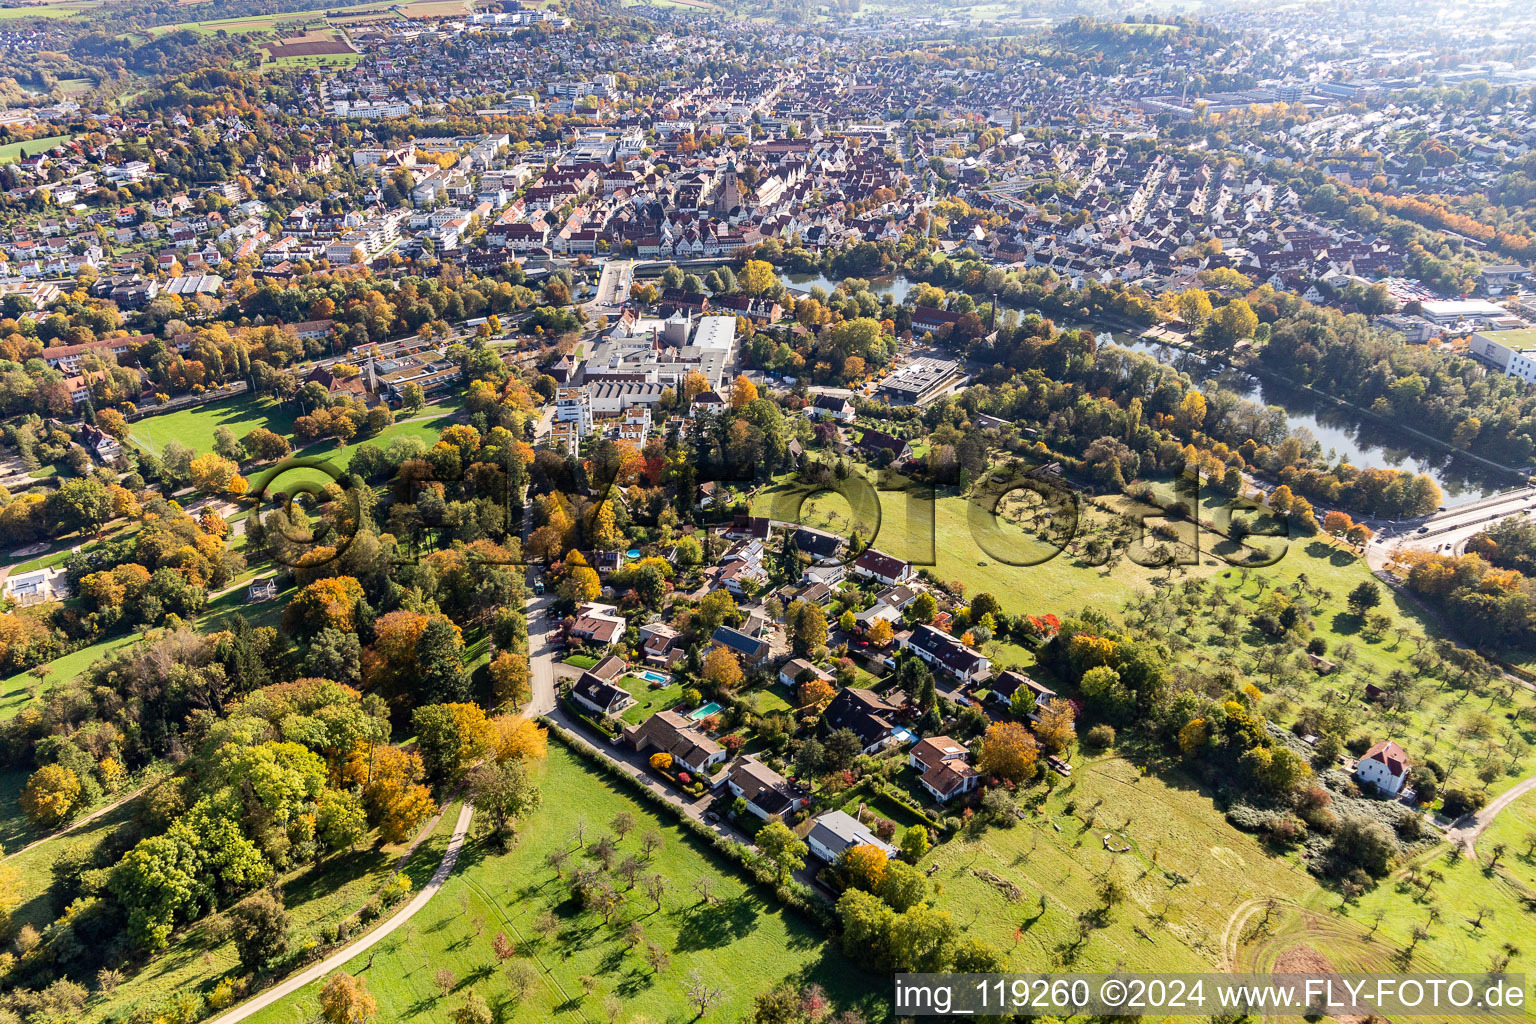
xmin=671 ymin=894 xmax=762 ymax=952
xmin=280 ymin=848 xmax=393 ymax=906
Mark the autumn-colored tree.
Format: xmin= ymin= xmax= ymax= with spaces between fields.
xmin=1322 ymin=510 xmax=1354 ymax=536
xmin=559 ymin=550 xmax=601 ymax=604
xmin=977 ymin=722 xmax=1039 ymax=783
xmin=1033 ymin=700 xmax=1076 ymax=755
xmin=489 ymin=651 xmax=531 ymax=708
xmin=284 ymin=576 xmax=366 ymax=637
xmin=837 ymin=843 xmax=889 ymax=893
xmin=492 ymin=716 xmax=548 ymax=762
xmin=649 ymin=752 xmax=673 ymax=772
xmin=320 ymin=971 xmax=377 ymax=1024
xmin=739 ymin=259 xmax=777 ymax=297
xmin=867 ymin=617 xmax=895 ymax=648
xmin=19 ymin=764 xmax=82 ymax=827
xmin=702 ymin=647 xmax=743 ymax=692
xmin=189 ymin=452 xmax=249 ymax=495
xmin=729 ymin=374 xmax=758 ymax=410
xmin=345 ymin=744 xmax=437 ymax=843
xmin=797 ymin=677 xmax=836 ymax=708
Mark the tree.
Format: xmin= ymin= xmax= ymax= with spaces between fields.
xmin=1347 ymin=580 xmax=1382 ymax=617
xmin=1033 ymin=701 xmax=1076 ymax=755
xmin=317 ymin=790 xmax=368 ymax=852
xmin=889 ymin=903 xmax=956 ymax=971
xmin=702 ymin=647 xmax=743 ymax=692
xmin=230 ymin=890 xmax=291 ymax=972
xmin=837 ymin=843 xmax=889 ymax=892
xmin=19 ymin=764 xmax=82 ymax=827
xmin=900 ymin=825 xmax=930 ymax=863
xmin=867 ymin=617 xmax=895 ymax=648
xmin=412 ymin=703 xmax=495 ymax=787
xmin=649 ymin=752 xmax=673 ymax=772
xmin=977 ymin=722 xmax=1039 ymax=783
xmin=836 ymin=887 xmax=894 ymax=970
xmin=878 ymin=860 xmax=928 ymax=912
xmin=1009 ymin=686 xmax=1037 ymax=719
xmin=415 ymin=616 xmax=469 ymax=704
xmin=190 ymin=452 xmax=248 ymax=495
xmin=469 ymin=760 xmax=542 ymax=841
xmin=493 ymin=716 xmax=548 ymax=762
xmin=686 ymin=968 xmax=724 ymax=1018
xmin=730 ymin=374 xmax=758 ymax=410
xmin=786 ymin=599 xmax=828 ymax=655
xmin=910 ymin=591 xmax=938 ymax=623
xmin=739 ymin=259 xmax=777 ymax=297
xmin=1213 ymin=298 xmax=1259 ymax=342
xmin=320 ymin=972 xmax=377 ymax=1024
xmin=756 ymin=820 xmax=808 ymax=882
xmin=489 ymin=651 xmax=531 ymax=708
xmin=450 ymin=990 xmax=493 ymax=1024
xmin=45 ymin=478 xmax=112 ymax=535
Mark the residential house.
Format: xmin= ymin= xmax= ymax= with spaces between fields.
xmin=806 ymin=394 xmax=856 ymax=423
xmin=711 ymin=624 xmax=770 ymax=665
xmin=725 ymin=757 xmax=808 ymax=820
xmin=989 ymin=669 xmax=1056 ymax=711
xmin=567 ymin=602 xmax=627 ymax=646
xmin=805 ymin=810 xmax=897 ymax=862
xmin=570 ymin=671 xmax=635 ymax=717
xmin=851 ymin=548 xmax=915 ymax=587
xmin=1356 ymin=739 xmax=1412 ymax=796
xmin=623 ymin=710 xmax=726 ymax=773
xmin=908 ymin=735 xmax=980 ymax=802
xmin=823 ymin=687 xmax=902 ymax=754
xmin=905 ymin=623 xmax=990 ymax=683
xmin=779 ymin=658 xmax=833 ymax=688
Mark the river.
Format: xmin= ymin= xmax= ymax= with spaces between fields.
xmin=1109 ymin=335 xmax=1517 ymax=508
xmin=775 ymin=270 xmax=1514 ymax=506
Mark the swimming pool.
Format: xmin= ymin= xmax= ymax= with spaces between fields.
xmin=688 ymin=701 xmax=723 ymax=720
xmin=638 ymin=670 xmax=669 ymax=684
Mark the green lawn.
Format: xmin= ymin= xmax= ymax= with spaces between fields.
xmin=1242 ymin=821 xmax=1536 ymax=1016
xmin=621 ymin=677 xmax=685 ymax=725
xmin=241 ymin=744 xmax=883 ymax=1024
xmin=563 ymin=654 xmax=598 ymax=670
xmin=247 ymin=396 xmax=466 ymax=494
xmin=0 ymin=133 xmax=77 ymax=162
xmin=128 ymin=394 xmax=299 ymax=456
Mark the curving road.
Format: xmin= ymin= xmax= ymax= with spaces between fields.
xmin=1445 ymin=774 xmax=1536 ymax=860
xmin=205 ymin=801 xmax=475 ymax=1024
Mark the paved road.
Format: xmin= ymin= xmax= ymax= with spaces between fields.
xmin=205 ymin=802 xmax=476 ymax=1024
xmin=1445 ymin=773 xmax=1536 ymax=860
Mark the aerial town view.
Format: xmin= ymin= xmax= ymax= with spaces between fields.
xmin=2 ymin=0 xmax=1536 ymax=1020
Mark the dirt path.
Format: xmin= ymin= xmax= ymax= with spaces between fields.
xmin=4 ymin=779 xmax=157 ymax=861
xmin=205 ymin=801 xmax=475 ymax=1024
xmin=1444 ymin=773 xmax=1536 ymax=860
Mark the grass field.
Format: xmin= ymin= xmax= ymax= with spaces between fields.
xmin=1240 ymin=796 xmax=1536 ymax=1024
xmin=128 ymin=394 xmax=300 ymax=456
xmin=921 ymin=753 xmax=1319 ymax=972
xmin=0 ymin=133 xmax=77 ymax=163
xmin=0 ymin=630 xmax=145 ymax=722
xmin=242 ymin=743 xmax=883 ymax=1024
xmin=0 ymin=1 xmax=90 ymax=18
xmin=620 ymin=678 xmax=686 ymax=724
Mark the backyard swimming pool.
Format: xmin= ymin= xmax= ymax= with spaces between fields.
xmin=688 ymin=702 xmax=723 ymax=720
xmin=638 ymin=670 xmax=669 ymax=684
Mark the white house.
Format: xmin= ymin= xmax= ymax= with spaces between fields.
xmin=805 ymin=810 xmax=897 ymax=863
xmin=1355 ymin=739 xmax=1412 ymax=796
